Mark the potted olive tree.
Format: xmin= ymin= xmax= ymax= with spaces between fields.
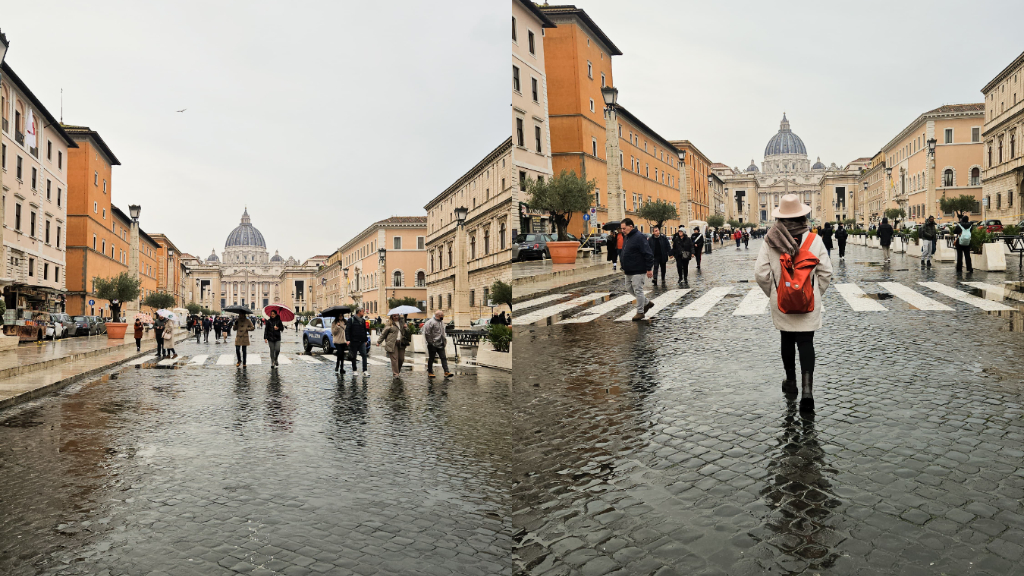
xmin=525 ymin=170 xmax=595 ymax=264
xmin=638 ymin=200 xmax=679 ymax=234
xmin=93 ymin=272 xmax=141 ymax=339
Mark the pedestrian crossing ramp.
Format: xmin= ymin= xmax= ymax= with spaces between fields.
xmin=131 ymin=353 xmax=393 ymax=368
xmin=512 ymin=281 xmax=1021 ymax=326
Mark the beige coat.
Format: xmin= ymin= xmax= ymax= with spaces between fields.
xmin=376 ymin=323 xmax=409 ymax=354
xmin=754 ymin=233 xmax=833 ymax=332
xmin=234 ymin=317 xmax=254 ymax=346
xmin=162 ymin=322 xmax=175 ymax=342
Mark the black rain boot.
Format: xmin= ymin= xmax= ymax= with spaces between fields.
xmin=800 ymin=372 xmax=814 ymax=413
xmin=782 ymin=376 xmax=798 ymax=397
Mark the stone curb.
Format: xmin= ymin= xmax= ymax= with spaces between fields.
xmin=0 ymin=334 xmax=192 ymax=412
xmin=0 ymin=333 xmax=165 ymax=381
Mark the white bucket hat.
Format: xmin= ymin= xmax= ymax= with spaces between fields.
xmin=772 ymin=194 xmax=812 ymax=218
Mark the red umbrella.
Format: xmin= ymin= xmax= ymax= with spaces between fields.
xmin=263 ymin=304 xmax=295 ymax=323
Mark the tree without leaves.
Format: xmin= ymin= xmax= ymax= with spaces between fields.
xmin=525 ymin=169 xmax=595 ymax=241
xmin=490 ymin=280 xmax=512 ymax=311
xmin=638 ymin=199 xmax=678 ymax=231
xmin=142 ymin=292 xmax=176 ymax=310
xmin=706 ymin=214 xmax=725 ymax=228
xmin=939 ymin=194 xmax=978 ymax=220
xmin=93 ymin=272 xmax=141 ymax=321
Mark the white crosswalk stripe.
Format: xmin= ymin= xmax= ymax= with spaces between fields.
xmin=296 ymin=355 xmax=322 ymax=363
xmin=513 ymin=293 xmax=611 ymax=325
xmin=158 ymin=357 xmax=182 ymax=366
xmin=673 ymin=286 xmax=731 ymax=318
xmin=835 ymin=283 xmax=887 ymax=312
xmin=188 ymin=355 xmax=208 ymax=365
xmin=247 ymin=354 xmax=262 ymax=364
xmin=962 ymin=282 xmax=1024 ymax=302
xmin=560 ymin=292 xmax=651 ymax=324
xmin=878 ymin=282 xmax=953 ymax=311
xmin=615 ymin=289 xmax=691 ymax=321
xmin=512 ymin=294 xmax=568 ymax=312
xmin=733 ymin=287 xmax=769 ymax=316
xmin=216 ymin=354 xmax=236 ymax=365
xmin=919 ymin=282 xmax=1016 ymax=311
xmin=277 ymin=355 xmax=293 ymax=364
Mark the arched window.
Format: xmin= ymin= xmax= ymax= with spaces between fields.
xmin=971 ymin=167 xmax=981 ymax=186
xmin=943 ymin=169 xmax=953 ymax=187
xmin=470 ymin=235 xmax=476 ymax=259
xmin=499 ymin=221 xmax=507 ymax=250
xmin=393 ymin=270 xmax=403 ymax=287
xmin=416 ymin=271 xmax=425 ymax=287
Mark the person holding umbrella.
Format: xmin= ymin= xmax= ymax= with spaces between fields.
xmin=154 ymin=315 xmax=166 ymax=358
xmin=346 ymin=308 xmax=370 ymax=376
xmin=263 ymin=309 xmax=285 ymax=368
xmin=163 ymin=318 xmax=177 ymax=359
xmin=377 ymin=313 xmax=410 ymax=377
xmin=227 ymin=310 xmax=255 ymax=367
xmin=331 ymin=315 xmax=348 ymax=373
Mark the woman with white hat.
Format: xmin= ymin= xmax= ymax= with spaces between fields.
xmin=754 ymin=194 xmax=833 ymax=414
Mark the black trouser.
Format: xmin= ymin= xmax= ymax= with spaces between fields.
xmin=135 ymin=337 xmax=141 ymax=351
xmin=955 ymin=245 xmax=973 ymax=272
xmin=838 ymin=241 xmax=846 ymax=258
xmin=203 ymin=328 xmax=210 ymax=342
xmin=335 ymin=344 xmax=347 ymax=372
xmin=195 ymin=329 xmax=201 ymax=343
xmin=155 ymin=332 xmax=164 ymax=356
xmin=236 ymin=345 xmax=247 ymax=364
xmin=693 ymin=249 xmax=702 ymax=269
xmin=427 ymin=343 xmax=449 ymax=374
xmin=781 ymin=331 xmax=815 ymax=381
xmin=652 ymin=261 xmax=666 ymax=282
xmin=675 ymin=257 xmax=690 ymax=282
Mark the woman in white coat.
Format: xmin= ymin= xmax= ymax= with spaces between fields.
xmin=754 ymin=194 xmax=833 ymax=413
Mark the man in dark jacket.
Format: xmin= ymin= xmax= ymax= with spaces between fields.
xmin=919 ymin=215 xmax=937 ymax=268
xmin=877 ymin=217 xmax=894 ymax=262
xmin=835 ymin=224 xmax=849 ymax=259
xmin=619 ymin=218 xmax=655 ymax=321
xmin=691 ymin=227 xmax=705 ymax=271
xmin=648 ymin=226 xmax=670 ymax=285
xmin=953 ymin=216 xmax=973 ymax=274
xmin=671 ymin=230 xmax=694 ymax=285
xmin=345 ymin=308 xmax=371 ymax=375
xmin=154 ymin=317 xmax=166 ymax=358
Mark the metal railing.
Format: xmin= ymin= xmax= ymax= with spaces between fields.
xmin=15 ymin=131 xmax=24 ymax=145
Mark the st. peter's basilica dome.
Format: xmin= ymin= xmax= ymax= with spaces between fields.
xmin=764 ymin=113 xmax=807 ymax=157
xmin=224 ymin=208 xmax=266 ymax=248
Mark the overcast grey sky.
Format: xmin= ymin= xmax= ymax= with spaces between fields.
xmin=579 ymin=0 xmax=1024 ymax=170
xmin=2 ymin=1 xmax=505 ymax=260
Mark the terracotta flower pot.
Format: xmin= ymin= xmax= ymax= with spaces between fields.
xmin=546 ymin=241 xmax=579 ymax=264
xmin=106 ymin=322 xmax=129 ymax=339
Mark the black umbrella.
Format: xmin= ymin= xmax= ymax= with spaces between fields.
xmin=602 ymin=221 xmax=621 ymax=231
xmin=223 ymin=305 xmax=252 ymax=315
xmin=320 ymin=305 xmax=352 ymax=317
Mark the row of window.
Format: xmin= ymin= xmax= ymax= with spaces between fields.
xmin=428 ymin=286 xmax=489 ymax=313
xmin=2 ymin=144 xmax=65 ymax=206
xmin=888 ymin=127 xmax=981 ymax=168
xmin=988 ymin=72 xmax=1020 ymax=120
xmin=511 ymin=16 xmax=538 ymax=56
xmin=987 ymin=191 xmax=1015 ymax=211
xmin=12 ymin=204 xmax=61 ymax=247
xmin=1 ymin=86 xmax=65 ymax=169
xmin=431 ymin=157 xmax=509 ymax=234
xmin=988 ymin=127 xmax=1020 ymax=167
xmin=429 ymin=218 xmax=508 ymax=273
xmin=15 ymin=255 xmax=60 ymax=283
xmin=515 ymin=117 xmax=544 ymax=154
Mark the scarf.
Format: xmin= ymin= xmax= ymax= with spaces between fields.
xmin=765 ymin=219 xmax=808 ymax=258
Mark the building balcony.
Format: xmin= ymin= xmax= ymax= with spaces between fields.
xmin=15 ymin=131 xmax=24 ymax=145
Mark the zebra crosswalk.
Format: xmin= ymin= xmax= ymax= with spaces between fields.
xmin=134 ymin=353 xmax=393 ymax=368
xmin=514 ymin=281 xmax=1021 ymax=326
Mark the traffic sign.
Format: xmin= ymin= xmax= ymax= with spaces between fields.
xmin=583 ymin=214 xmax=590 ymax=221
xmin=590 ymin=207 xmax=597 ymax=214
xmin=88 ymin=299 xmax=95 ymax=306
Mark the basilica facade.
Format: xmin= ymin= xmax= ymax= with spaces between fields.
xmin=714 ymin=114 xmax=868 ymax=226
xmin=184 ymin=209 xmax=322 ymax=314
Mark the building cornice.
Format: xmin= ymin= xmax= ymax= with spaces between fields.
xmin=516 ymin=0 xmax=556 ymax=28
xmin=424 ymin=138 xmax=513 ymax=210
xmin=881 ymin=105 xmax=984 ymax=153
xmin=982 ymin=51 xmax=1024 ymax=94
xmin=539 ymin=5 xmax=622 ymax=55
xmin=1 ymin=63 xmax=79 ymax=148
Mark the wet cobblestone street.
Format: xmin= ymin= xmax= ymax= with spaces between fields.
xmin=511 ymin=241 xmax=1024 ymax=575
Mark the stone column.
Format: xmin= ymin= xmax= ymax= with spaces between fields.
xmin=126 ymin=219 xmax=140 ymax=318
xmin=678 ymin=151 xmax=691 ymax=225
xmin=377 ymin=257 xmax=386 ymax=318
xmin=453 ymin=226 xmax=470 ymax=328
xmin=605 ymin=107 xmax=624 ymax=223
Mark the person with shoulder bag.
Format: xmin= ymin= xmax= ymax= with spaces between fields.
xmin=755 ymin=194 xmax=833 ymax=415
xmin=671 ymin=229 xmax=694 ymax=285
xmin=234 ymin=315 xmax=254 ymax=367
xmin=331 ymin=315 xmax=349 ymax=374
xmin=376 ymin=314 xmax=410 ymax=377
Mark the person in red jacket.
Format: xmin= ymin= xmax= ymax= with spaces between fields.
xmin=733 ymin=230 xmax=742 ymax=249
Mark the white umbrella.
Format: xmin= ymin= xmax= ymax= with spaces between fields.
xmin=156 ymin=309 xmax=177 ymax=321
xmin=387 ymin=305 xmax=421 ymax=316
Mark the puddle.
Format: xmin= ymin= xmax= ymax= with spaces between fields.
xmin=862 ymin=293 xmax=894 ymax=300
xmin=1 ymin=406 xmax=47 ymax=428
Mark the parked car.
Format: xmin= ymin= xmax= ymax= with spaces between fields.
xmin=51 ymin=313 xmax=75 ymax=338
xmin=303 ymin=316 xmax=335 ymax=354
xmin=72 ymin=316 xmax=95 ymax=336
xmin=512 ymin=233 xmax=552 ymax=261
xmin=90 ymin=316 xmax=107 ymax=335
xmin=982 ymin=219 xmax=1003 ymax=233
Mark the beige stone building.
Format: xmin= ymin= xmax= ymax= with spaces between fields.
xmin=981 ymin=51 xmax=1024 ymax=224
xmin=333 ymin=216 xmax=427 ymax=319
xmin=426 ymin=139 xmax=513 ymax=325
xmin=860 ymin=152 xmax=888 ymax=224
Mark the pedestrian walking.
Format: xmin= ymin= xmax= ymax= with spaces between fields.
xmin=648 ymin=226 xmax=670 ymax=285
xmin=619 ymin=218 xmax=655 ymax=321
xmin=820 ymin=223 xmax=834 ymax=258
xmin=606 ymin=229 xmax=622 ymax=271
xmin=331 ymin=315 xmax=349 ymax=373
xmin=953 ymin=215 xmax=974 ymax=274
xmin=154 ymin=317 xmax=166 ymax=358
xmin=376 ymin=314 xmax=410 ymax=377
xmin=223 ymin=317 xmax=233 ymax=343
xmin=835 ymin=224 xmax=848 ymax=259
xmin=203 ymin=316 xmax=212 ymax=343
xmin=671 ymin=229 xmax=694 ymax=285
xmin=877 ymin=217 xmax=894 ymax=262
xmin=734 ymin=229 xmax=742 ymax=249
xmin=133 ymin=318 xmax=144 ymax=352
xmin=754 ymin=194 xmax=833 ymax=414
xmin=346 ymin=309 xmax=370 ymax=376
xmin=743 ymin=229 xmax=750 ymax=249
xmin=691 ymin=227 xmax=705 ymax=272
xmin=213 ymin=317 xmax=222 ymax=341
xmin=193 ymin=316 xmax=202 ymax=344
xmin=919 ymin=215 xmax=937 ymax=268
xmin=234 ymin=315 xmax=254 ymax=367
xmin=263 ymin=309 xmax=284 ymax=368
xmin=163 ymin=321 xmax=178 ymax=359
xmin=423 ymin=310 xmax=453 ymax=378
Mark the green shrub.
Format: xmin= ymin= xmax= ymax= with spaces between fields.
xmin=406 ymin=321 xmax=421 ymax=335
xmin=970 ymin=228 xmax=991 ymax=254
xmin=868 ymin=229 xmax=877 ymax=237
xmin=486 ymin=324 xmax=512 ymax=352
xmin=1003 ymin=224 xmax=1020 ymax=236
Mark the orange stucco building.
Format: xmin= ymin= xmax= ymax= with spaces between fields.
xmin=670 ymin=140 xmax=713 ymax=223
xmin=63 ymin=125 xmax=160 ymax=318
xmin=539 ymin=5 xmax=683 ymax=236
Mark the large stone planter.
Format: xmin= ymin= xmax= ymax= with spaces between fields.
xmin=546 ymin=241 xmax=579 ymax=264
xmin=475 ymin=344 xmax=511 ymax=371
xmin=411 ymin=334 xmax=426 ymax=353
xmin=934 ymin=243 xmax=956 ymax=262
xmin=106 ymin=322 xmax=129 ymax=339
xmin=976 ymin=243 xmax=1007 ymax=271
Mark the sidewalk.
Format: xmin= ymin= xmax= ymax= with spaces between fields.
xmin=512 ymin=253 xmax=616 ymax=300
xmin=0 ymin=331 xmax=191 ymax=411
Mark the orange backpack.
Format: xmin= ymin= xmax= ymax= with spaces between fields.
xmin=777 ymin=232 xmax=819 ymax=314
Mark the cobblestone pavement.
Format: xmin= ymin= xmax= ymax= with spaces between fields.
xmin=511 ymin=240 xmax=1024 ymax=575
xmin=0 ymin=332 xmax=514 ymax=576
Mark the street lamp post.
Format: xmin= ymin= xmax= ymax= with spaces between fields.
xmin=377 ymin=247 xmax=386 ymax=317
xmin=678 ymin=149 xmax=691 ymax=226
xmin=926 ymin=137 xmax=937 ymax=221
xmin=126 ymin=204 xmax=142 ymax=318
xmin=453 ymin=206 xmax=471 ymax=328
xmin=342 ymin=267 xmax=349 ymax=305
xmin=601 ymin=86 xmax=624 ymax=223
